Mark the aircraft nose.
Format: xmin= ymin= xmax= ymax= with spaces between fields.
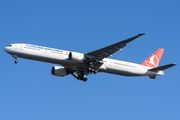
xmin=4 ymin=44 xmax=14 ymax=54
xmin=3 ymin=46 xmax=8 ymax=52
xmin=3 ymin=46 xmax=11 ymax=53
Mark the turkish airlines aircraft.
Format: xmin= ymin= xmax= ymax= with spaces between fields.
xmin=4 ymin=33 xmax=176 ymax=82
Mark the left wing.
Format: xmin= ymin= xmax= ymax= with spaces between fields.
xmin=85 ymin=33 xmax=146 ymax=60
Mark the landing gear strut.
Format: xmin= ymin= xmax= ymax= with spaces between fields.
xmin=12 ymin=55 xmax=18 ymax=64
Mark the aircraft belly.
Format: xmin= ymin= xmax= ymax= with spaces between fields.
xmin=65 ymin=61 xmax=89 ymax=70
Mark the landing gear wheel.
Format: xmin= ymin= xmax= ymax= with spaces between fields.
xmin=93 ymin=70 xmax=98 ymax=74
xmin=88 ymin=68 xmax=92 ymax=71
xmin=15 ymin=60 xmax=18 ymax=64
xmin=83 ymin=78 xmax=88 ymax=82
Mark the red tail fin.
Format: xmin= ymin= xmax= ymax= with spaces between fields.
xmin=141 ymin=48 xmax=164 ymax=68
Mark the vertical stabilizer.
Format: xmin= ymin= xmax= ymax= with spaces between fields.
xmin=141 ymin=48 xmax=164 ymax=68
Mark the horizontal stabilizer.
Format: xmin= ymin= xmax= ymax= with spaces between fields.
xmin=149 ymin=63 xmax=176 ymax=71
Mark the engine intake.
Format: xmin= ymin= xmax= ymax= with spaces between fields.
xmin=69 ymin=52 xmax=86 ymax=63
xmin=51 ymin=66 xmax=68 ymax=77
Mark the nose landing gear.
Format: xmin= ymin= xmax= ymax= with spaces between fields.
xmin=15 ymin=60 xmax=18 ymax=64
xmin=12 ymin=55 xmax=18 ymax=64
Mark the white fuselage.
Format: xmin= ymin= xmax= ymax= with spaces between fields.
xmin=4 ymin=43 xmax=163 ymax=78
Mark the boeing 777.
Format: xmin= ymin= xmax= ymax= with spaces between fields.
xmin=3 ymin=33 xmax=176 ymax=82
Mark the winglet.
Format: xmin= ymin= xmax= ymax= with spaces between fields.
xmin=141 ymin=48 xmax=164 ymax=68
xmin=139 ymin=33 xmax=146 ymax=36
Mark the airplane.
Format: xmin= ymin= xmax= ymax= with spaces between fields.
xmin=3 ymin=33 xmax=176 ymax=82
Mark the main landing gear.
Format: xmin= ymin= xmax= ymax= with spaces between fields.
xmin=12 ymin=55 xmax=18 ymax=64
xmin=78 ymin=76 xmax=88 ymax=82
xmin=77 ymin=71 xmax=88 ymax=82
xmin=78 ymin=68 xmax=97 ymax=82
xmin=71 ymin=71 xmax=88 ymax=82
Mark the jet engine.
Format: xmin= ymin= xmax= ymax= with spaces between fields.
xmin=69 ymin=52 xmax=86 ymax=63
xmin=51 ymin=66 xmax=68 ymax=77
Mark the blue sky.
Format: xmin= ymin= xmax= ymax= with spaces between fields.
xmin=0 ymin=0 xmax=179 ymax=120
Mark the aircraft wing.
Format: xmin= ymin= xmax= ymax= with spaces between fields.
xmin=85 ymin=33 xmax=146 ymax=60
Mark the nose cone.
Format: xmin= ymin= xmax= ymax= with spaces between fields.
xmin=3 ymin=46 xmax=8 ymax=52
xmin=4 ymin=44 xmax=15 ymax=56
xmin=3 ymin=45 xmax=12 ymax=54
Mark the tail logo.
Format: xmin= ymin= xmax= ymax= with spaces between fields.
xmin=145 ymin=54 xmax=159 ymax=67
xmin=141 ymin=48 xmax=164 ymax=68
xmin=149 ymin=55 xmax=159 ymax=65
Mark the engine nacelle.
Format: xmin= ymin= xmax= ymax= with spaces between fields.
xmin=69 ymin=52 xmax=86 ymax=63
xmin=51 ymin=66 xmax=68 ymax=77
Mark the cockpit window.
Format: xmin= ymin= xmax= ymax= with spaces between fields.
xmin=7 ymin=45 xmax=12 ymax=47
